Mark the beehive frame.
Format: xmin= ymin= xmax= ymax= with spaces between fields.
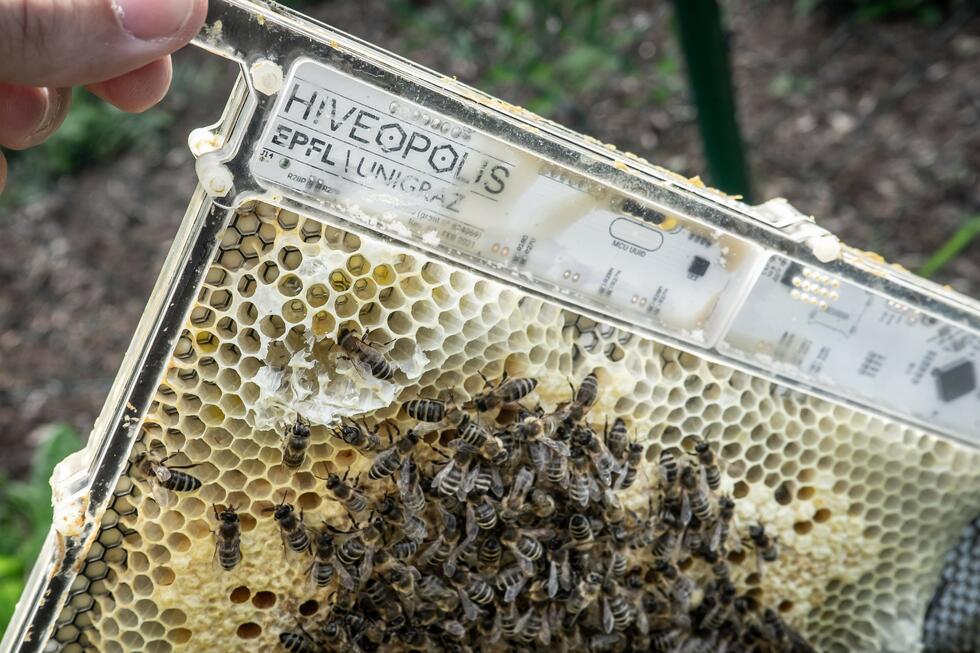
xmin=3 ymin=2 xmax=980 ymax=652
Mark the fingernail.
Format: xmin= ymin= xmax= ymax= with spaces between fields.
xmin=30 ymin=88 xmax=68 ymax=139
xmin=114 ymin=0 xmax=195 ymax=40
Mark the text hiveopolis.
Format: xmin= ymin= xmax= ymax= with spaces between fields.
xmin=271 ymin=81 xmax=512 ymax=210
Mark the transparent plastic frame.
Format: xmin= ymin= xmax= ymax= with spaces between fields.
xmin=2 ymin=0 xmax=979 ymax=650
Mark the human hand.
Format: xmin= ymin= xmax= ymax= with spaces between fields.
xmin=0 ymin=0 xmax=209 ymax=193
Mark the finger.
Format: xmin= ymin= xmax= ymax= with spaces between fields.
xmin=87 ymin=56 xmax=172 ymax=113
xmin=0 ymin=150 xmax=7 ymax=195
xmin=0 ymin=0 xmax=207 ymax=88
xmin=0 ymin=84 xmax=72 ymax=149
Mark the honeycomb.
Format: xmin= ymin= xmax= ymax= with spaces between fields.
xmin=44 ymin=200 xmax=980 ymax=653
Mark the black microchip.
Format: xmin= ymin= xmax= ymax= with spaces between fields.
xmin=781 ymin=262 xmax=803 ymax=288
xmin=621 ymin=198 xmax=665 ymax=225
xmin=934 ymin=360 xmax=977 ymax=403
xmin=688 ymin=256 xmax=710 ymax=279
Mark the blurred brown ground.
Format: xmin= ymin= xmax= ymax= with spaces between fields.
xmin=0 ymin=0 xmax=977 ymax=476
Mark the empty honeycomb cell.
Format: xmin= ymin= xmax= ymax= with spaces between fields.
xmin=251 ymin=591 xmax=277 ymax=609
xmin=237 ymin=303 xmax=258 ymax=328
xmin=119 ymin=631 xmax=144 ymax=649
xmin=258 ymin=314 xmax=285 ymax=339
xmin=237 ymin=274 xmax=257 ymax=298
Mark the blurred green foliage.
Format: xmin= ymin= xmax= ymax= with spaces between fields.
xmin=796 ymin=0 xmax=980 ymax=22
xmin=0 ymin=89 xmax=172 ymax=209
xmin=0 ymin=425 xmax=83 ymax=634
xmin=389 ymin=0 xmax=677 ymax=119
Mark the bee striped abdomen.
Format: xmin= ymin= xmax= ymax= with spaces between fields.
xmin=405 ymin=399 xmax=445 ymax=422
xmin=162 ymin=470 xmax=202 ymax=492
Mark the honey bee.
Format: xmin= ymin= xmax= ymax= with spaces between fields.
xmin=374 ymin=492 xmax=427 ymax=542
xmin=501 ymin=527 xmax=552 ymax=574
xmin=654 ymin=559 xmax=694 ymax=609
xmin=563 ymin=572 xmax=603 ymax=626
xmin=282 ymin=414 xmax=312 ymax=468
xmin=568 ymin=513 xmax=594 ymax=548
xmin=330 ymin=417 xmax=383 ymax=453
xmin=432 ymin=450 xmax=475 ymax=500
xmin=500 ymin=601 xmax=530 ymax=638
xmin=601 ymin=579 xmax=635 ymax=633
xmin=418 ymin=531 xmax=457 ymax=571
xmin=338 ymin=326 xmax=394 ymax=381
xmin=497 ymin=563 xmax=533 ymax=603
xmin=571 ymin=425 xmax=617 ymax=487
xmin=470 ymin=373 xmax=538 ymax=412
xmin=319 ymin=469 xmax=371 ymax=517
xmin=499 ymin=466 xmax=534 ymax=522
xmin=471 ymin=495 xmax=498 ymax=530
xmin=464 ymin=460 xmax=505 ymax=498
xmin=450 ymin=418 xmax=509 ymax=466
xmin=692 ymin=436 xmax=722 ymax=491
xmin=308 ymin=528 xmax=339 ymax=588
xmin=681 ymin=463 xmax=712 ymax=523
xmin=748 ymin=523 xmax=780 ymax=569
xmin=658 ymin=447 xmax=679 ymax=485
xmin=567 ymin=450 xmax=595 ymax=508
xmin=396 ymin=457 xmax=427 ymax=515
xmin=650 ymin=514 xmax=680 ymax=560
xmin=132 ymin=449 xmax=201 ymax=507
xmin=527 ymin=488 xmax=557 ymax=519
xmin=368 ymin=428 xmax=421 ymax=481
xmin=477 ymin=536 xmax=502 ymax=574
xmin=404 ymin=397 xmax=450 ymax=422
xmin=561 ymin=371 xmax=599 ymax=423
xmin=605 ymin=417 xmax=630 ymax=462
xmin=278 ymin=628 xmax=322 ymax=653
xmin=615 ymin=442 xmax=643 ymax=491
xmin=212 ymin=504 xmax=242 ymax=571
xmin=709 ymin=495 xmax=736 ymax=554
xmin=330 ymin=516 xmax=384 ymax=586
xmin=266 ymin=494 xmax=311 ymax=555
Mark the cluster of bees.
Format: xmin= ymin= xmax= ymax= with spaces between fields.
xmin=133 ymin=328 xmax=814 ymax=652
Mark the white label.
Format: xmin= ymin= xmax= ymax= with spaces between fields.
xmin=253 ymin=59 xmax=762 ymax=347
xmin=721 ymin=256 xmax=980 ymax=439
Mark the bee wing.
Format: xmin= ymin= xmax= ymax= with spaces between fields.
xmin=446 ymin=439 xmax=481 ymax=455
xmin=458 ymin=462 xmax=478 ymax=501
xmin=488 ymin=607 xmax=503 ymax=644
xmin=335 ymin=559 xmax=356 ymax=591
xmin=595 ymin=454 xmax=615 ymax=488
xmin=601 ymin=596 xmax=615 ymax=634
xmin=510 ymin=467 xmax=534 ymax=501
xmin=150 ymin=480 xmax=173 ymax=508
xmin=405 ymin=514 xmax=427 ymax=542
xmin=679 ymin=492 xmax=692 ymax=527
xmin=464 ymin=504 xmax=478 ymax=542
xmin=515 ymin=552 xmax=534 ymax=577
xmin=457 ymin=588 xmax=480 ymax=622
xmin=417 ymin=536 xmax=444 ymax=568
xmin=152 ymin=464 xmax=172 ymax=483
xmin=504 ymin=574 xmax=528 ymax=603
xmin=442 ymin=620 xmax=466 ymax=639
xmin=431 ymin=460 xmax=456 ymax=493
xmin=539 ymin=609 xmax=552 ymax=646
xmin=546 ymin=561 xmax=559 ymax=598
xmin=358 ymin=548 xmax=374 ymax=582
xmin=635 ymin=602 xmax=650 ymax=635
xmin=489 ymin=466 xmax=505 ymax=498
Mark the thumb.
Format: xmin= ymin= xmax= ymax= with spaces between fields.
xmin=0 ymin=0 xmax=208 ymax=88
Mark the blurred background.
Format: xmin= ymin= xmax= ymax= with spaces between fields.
xmin=0 ymin=0 xmax=978 ymax=633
